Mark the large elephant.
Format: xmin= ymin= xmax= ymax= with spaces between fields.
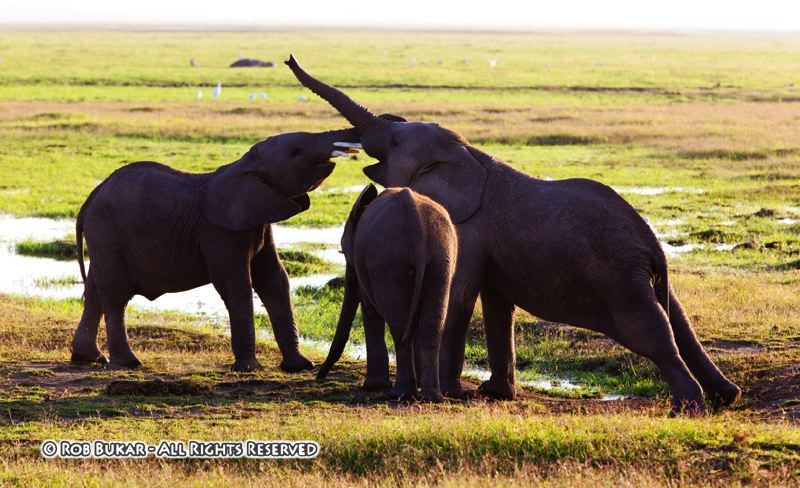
xmin=285 ymin=55 xmax=741 ymax=415
xmin=317 ymin=184 xmax=457 ymax=401
xmin=71 ymin=129 xmax=359 ymax=371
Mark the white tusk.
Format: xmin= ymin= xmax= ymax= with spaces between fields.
xmin=333 ymin=142 xmax=363 ymax=149
xmin=331 ymin=150 xmax=351 ymax=157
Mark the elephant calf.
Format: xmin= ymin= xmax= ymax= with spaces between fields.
xmin=71 ymin=130 xmax=359 ymax=371
xmin=317 ymin=184 xmax=457 ymax=402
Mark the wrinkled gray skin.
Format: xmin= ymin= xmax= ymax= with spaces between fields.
xmin=317 ymin=184 xmax=457 ymax=402
xmin=71 ymin=129 xmax=357 ymax=372
xmin=285 ymin=55 xmax=742 ymax=415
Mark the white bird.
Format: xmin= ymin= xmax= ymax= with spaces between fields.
xmin=298 ymin=95 xmax=309 ymax=102
xmin=189 ymin=58 xmax=198 ymax=67
xmin=238 ymin=51 xmax=245 ymax=60
xmin=382 ymin=50 xmax=388 ymax=57
xmin=259 ymin=92 xmax=267 ymax=99
xmin=196 ymin=90 xmax=203 ymax=99
xmin=248 ymin=93 xmax=257 ymax=101
xmin=212 ymin=82 xmax=222 ymax=99
xmin=409 ymin=57 xmax=416 ymax=68
xmin=487 ymin=57 xmax=498 ymax=68
xmin=462 ymin=58 xmax=470 ymax=65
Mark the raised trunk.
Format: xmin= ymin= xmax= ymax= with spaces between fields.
xmin=316 ymin=265 xmax=361 ymax=379
xmin=285 ymin=55 xmax=386 ymax=133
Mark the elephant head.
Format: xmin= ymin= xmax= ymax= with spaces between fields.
xmin=203 ymin=129 xmax=359 ymax=231
xmin=285 ymin=55 xmax=488 ymax=224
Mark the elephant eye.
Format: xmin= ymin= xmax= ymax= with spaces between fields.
xmin=289 ymin=147 xmax=302 ymax=157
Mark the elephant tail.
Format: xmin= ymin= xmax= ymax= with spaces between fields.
xmin=400 ymin=197 xmax=428 ymax=346
xmin=76 ymin=215 xmax=87 ymax=284
xmin=317 ymin=265 xmax=361 ymax=380
xmin=652 ymin=255 xmax=669 ymax=317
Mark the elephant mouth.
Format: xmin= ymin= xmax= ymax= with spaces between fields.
xmin=291 ymin=194 xmax=311 ymax=211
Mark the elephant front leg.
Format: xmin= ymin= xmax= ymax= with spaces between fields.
xmin=478 ymin=285 xmax=517 ymax=400
xmin=207 ymin=258 xmax=262 ymax=371
xmin=251 ymin=245 xmax=314 ymax=372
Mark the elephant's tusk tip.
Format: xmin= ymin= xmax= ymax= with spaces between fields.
xmin=334 ymin=142 xmax=363 ymax=149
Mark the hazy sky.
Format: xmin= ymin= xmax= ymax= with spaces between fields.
xmin=3 ymin=0 xmax=800 ymax=31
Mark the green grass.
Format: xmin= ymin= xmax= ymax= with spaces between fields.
xmin=0 ymin=29 xmax=799 ymax=486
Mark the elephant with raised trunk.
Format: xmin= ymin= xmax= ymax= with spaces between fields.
xmin=285 ymin=55 xmax=741 ymax=415
xmin=317 ymin=184 xmax=457 ymax=402
xmin=71 ymin=129 xmax=359 ymax=371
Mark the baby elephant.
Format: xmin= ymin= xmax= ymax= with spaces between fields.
xmin=71 ymin=130 xmax=359 ymax=371
xmin=317 ymin=184 xmax=457 ymax=401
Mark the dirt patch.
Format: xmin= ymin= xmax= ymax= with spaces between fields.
xmin=743 ymin=365 xmax=800 ymax=422
xmin=105 ymin=379 xmax=213 ymax=397
xmin=706 ymin=340 xmax=767 ymax=355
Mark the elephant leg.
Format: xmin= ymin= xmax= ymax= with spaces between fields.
xmin=71 ymin=273 xmax=107 ymax=364
xmin=478 ymin=285 xmax=517 ymax=400
xmin=668 ymin=287 xmax=740 ymax=409
xmin=361 ymin=298 xmax=391 ymax=390
xmin=607 ymin=285 xmax=704 ymax=416
xmin=389 ymin=321 xmax=417 ymax=401
xmin=439 ymin=289 xmax=480 ymax=399
xmin=102 ymin=297 xmax=140 ymax=369
xmin=251 ymin=240 xmax=313 ymax=372
xmin=415 ymin=306 xmax=446 ymax=403
xmin=209 ymin=262 xmax=261 ymax=372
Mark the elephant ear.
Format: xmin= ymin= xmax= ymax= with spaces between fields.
xmin=347 ymin=183 xmax=379 ymax=228
xmin=203 ymin=162 xmax=309 ymax=231
xmin=379 ymin=113 xmax=408 ymax=122
xmin=410 ymin=144 xmax=487 ymax=223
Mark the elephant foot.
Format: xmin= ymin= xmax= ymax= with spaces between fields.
xmin=279 ymin=353 xmax=315 ymax=373
xmin=441 ymin=382 xmax=478 ymax=400
xmin=71 ymin=348 xmax=108 ymax=365
xmin=231 ymin=357 xmax=264 ymax=372
xmin=105 ymin=355 xmax=142 ymax=370
xmin=478 ymin=379 xmax=516 ymax=400
xmin=668 ymin=398 xmax=706 ymax=418
xmin=389 ymin=383 xmax=417 ymax=401
xmin=362 ymin=376 xmax=392 ymax=391
xmin=418 ymin=389 xmax=445 ymax=403
xmin=709 ymin=382 xmax=742 ymax=410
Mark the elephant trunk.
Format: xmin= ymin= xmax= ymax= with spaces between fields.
xmin=285 ymin=55 xmax=387 ymax=134
xmin=316 ymin=265 xmax=361 ymax=379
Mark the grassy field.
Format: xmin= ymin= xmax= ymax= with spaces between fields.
xmin=0 ymin=29 xmax=799 ymax=485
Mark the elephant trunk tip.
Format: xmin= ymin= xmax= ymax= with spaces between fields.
xmin=285 ymin=54 xmax=299 ymax=68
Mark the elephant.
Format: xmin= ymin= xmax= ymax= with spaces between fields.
xmin=70 ymin=129 xmax=360 ymax=371
xmin=316 ymin=184 xmax=457 ymax=401
xmin=284 ymin=55 xmax=741 ymax=415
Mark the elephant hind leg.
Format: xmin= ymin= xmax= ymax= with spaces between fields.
xmin=71 ymin=274 xmax=107 ymax=364
xmin=668 ymin=288 xmax=741 ymax=409
xmin=606 ymin=285 xmax=704 ymax=416
xmin=99 ymin=295 xmax=140 ymax=369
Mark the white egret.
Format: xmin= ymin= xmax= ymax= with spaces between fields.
xmin=212 ymin=82 xmax=222 ymax=99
